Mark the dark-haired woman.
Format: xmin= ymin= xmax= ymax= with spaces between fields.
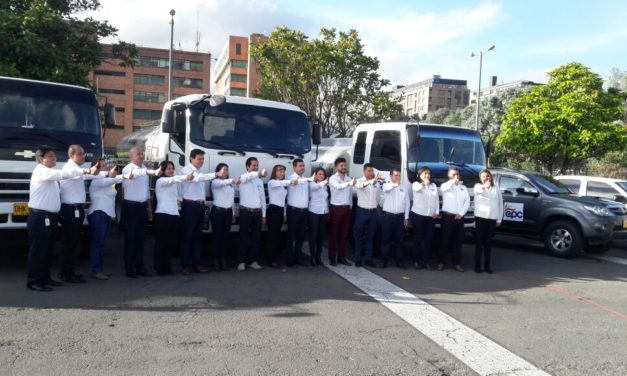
xmin=473 ymin=169 xmax=503 ymax=274
xmin=210 ymin=163 xmax=239 ymax=270
xmin=410 ymin=167 xmax=439 ymax=270
xmin=308 ymin=168 xmax=329 ymax=266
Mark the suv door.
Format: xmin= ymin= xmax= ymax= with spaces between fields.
xmin=496 ymin=174 xmax=542 ymax=234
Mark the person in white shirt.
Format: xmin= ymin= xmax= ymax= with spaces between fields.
xmin=380 ymin=168 xmax=410 ymax=269
xmin=328 ymin=158 xmax=355 ymax=266
xmin=87 ymin=158 xmax=123 ymax=280
xmin=210 ymin=163 xmax=240 ymax=271
xmin=153 ymin=161 xmax=194 ymax=276
xmin=353 ymin=163 xmax=381 ymax=268
xmin=58 ymin=144 xmax=105 ymax=284
xmin=286 ymin=158 xmax=310 ymax=267
xmin=237 ymin=157 xmax=267 ymax=271
xmin=438 ymin=167 xmax=470 ymax=272
xmin=308 ymin=168 xmax=329 ymax=266
xmin=26 ymin=147 xmax=98 ymax=292
xmin=410 ymin=167 xmax=439 ymax=270
xmin=266 ymin=164 xmax=293 ymax=267
xmin=473 ymin=169 xmax=503 ymax=274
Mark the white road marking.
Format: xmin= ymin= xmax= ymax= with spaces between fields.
xmin=591 ymin=255 xmax=627 ymax=266
xmin=324 ymin=262 xmax=550 ymax=376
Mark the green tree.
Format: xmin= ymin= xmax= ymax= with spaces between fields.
xmin=498 ymin=62 xmax=626 ymax=175
xmin=251 ymin=26 xmax=401 ymax=137
xmin=0 ymin=0 xmax=137 ymax=86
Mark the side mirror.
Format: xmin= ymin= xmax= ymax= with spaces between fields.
xmin=103 ymin=102 xmax=116 ymax=127
xmin=161 ymin=107 xmax=175 ymax=134
xmin=516 ymin=186 xmax=539 ymax=197
xmin=178 ymin=154 xmax=186 ymax=167
xmin=312 ymin=122 xmax=321 ymax=145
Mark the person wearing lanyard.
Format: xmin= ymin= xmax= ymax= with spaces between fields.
xmin=308 ymin=167 xmax=329 ymax=266
xmin=237 ymin=157 xmax=267 ymax=271
xmin=179 ymin=149 xmax=221 ymax=276
xmin=58 ymin=144 xmax=105 ymax=283
xmin=210 ymin=163 xmax=240 ymax=271
xmin=353 ymin=163 xmax=381 ymax=268
xmin=328 ymin=158 xmax=355 ymax=266
xmin=27 ymin=147 xmax=99 ymax=292
xmin=120 ymin=146 xmax=160 ymax=278
xmin=410 ymin=167 xmax=439 ymax=270
xmin=87 ymin=158 xmax=123 ymax=280
xmin=286 ymin=158 xmax=311 ymax=267
xmin=438 ymin=167 xmax=470 ymax=272
xmin=473 ymin=169 xmax=503 ymax=274
xmin=153 ymin=161 xmax=194 ymax=276
xmin=380 ymin=168 xmax=410 ymax=269
xmin=266 ymin=165 xmax=295 ymax=268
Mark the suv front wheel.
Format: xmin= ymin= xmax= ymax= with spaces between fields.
xmin=543 ymin=220 xmax=583 ymax=258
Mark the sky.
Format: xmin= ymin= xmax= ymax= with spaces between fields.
xmin=84 ymin=0 xmax=627 ymax=90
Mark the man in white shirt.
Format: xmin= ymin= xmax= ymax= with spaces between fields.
xmin=438 ymin=167 xmax=470 ymax=272
xmin=58 ymin=144 xmax=103 ymax=283
xmin=285 ymin=158 xmax=310 ymax=266
xmin=380 ymin=168 xmax=410 ymax=268
xmin=328 ymin=158 xmax=355 ymax=266
xmin=237 ymin=157 xmax=267 ymax=271
xmin=353 ymin=163 xmax=381 ymax=268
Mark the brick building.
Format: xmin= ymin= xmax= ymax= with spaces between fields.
xmin=391 ymin=75 xmax=470 ymax=119
xmin=213 ymin=34 xmax=265 ymax=97
xmin=91 ymin=45 xmax=212 ymax=154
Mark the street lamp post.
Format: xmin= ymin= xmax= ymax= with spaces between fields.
xmin=470 ymin=45 xmax=495 ymax=131
xmin=168 ymin=9 xmax=175 ymax=101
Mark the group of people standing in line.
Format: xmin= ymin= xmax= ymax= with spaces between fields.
xmin=25 ymin=144 xmax=503 ymax=292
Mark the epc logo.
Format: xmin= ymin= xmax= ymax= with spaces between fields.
xmin=503 ymin=203 xmax=524 ymax=222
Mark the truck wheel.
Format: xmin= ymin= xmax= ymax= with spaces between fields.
xmin=542 ymin=220 xmax=583 ymax=258
xmin=585 ymin=242 xmax=612 ymax=254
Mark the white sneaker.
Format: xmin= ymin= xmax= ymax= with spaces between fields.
xmin=237 ymin=263 xmax=246 ymax=271
xmin=249 ymin=262 xmax=263 ymax=270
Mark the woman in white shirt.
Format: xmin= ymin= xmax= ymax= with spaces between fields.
xmin=473 ymin=169 xmax=503 ymax=274
xmin=87 ymin=158 xmax=123 ymax=280
xmin=210 ymin=163 xmax=239 ymax=270
xmin=308 ymin=168 xmax=329 ymax=266
xmin=410 ymin=167 xmax=439 ymax=270
xmin=266 ymin=164 xmax=291 ymax=267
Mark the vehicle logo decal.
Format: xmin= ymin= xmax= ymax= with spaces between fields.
xmin=15 ymin=150 xmax=36 ymax=158
xmin=503 ymin=202 xmax=524 ymax=221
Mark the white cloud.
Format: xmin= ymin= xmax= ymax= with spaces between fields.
xmin=524 ymin=28 xmax=627 ymax=56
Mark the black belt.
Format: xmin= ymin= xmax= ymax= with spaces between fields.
xmin=61 ymin=203 xmax=84 ymax=209
xmin=183 ymin=199 xmax=205 ymax=205
xmin=240 ymin=206 xmax=261 ymax=212
xmin=29 ymin=208 xmax=57 ymax=215
xmin=212 ymin=206 xmax=232 ymax=211
xmin=358 ymin=207 xmax=377 ymax=212
xmin=383 ymin=212 xmax=404 ymax=217
xmin=331 ymin=204 xmax=350 ymax=209
xmin=288 ymin=205 xmax=307 ymax=212
xmin=124 ymin=200 xmax=148 ymax=207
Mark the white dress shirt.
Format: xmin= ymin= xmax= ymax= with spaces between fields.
xmin=268 ymin=179 xmax=290 ymax=208
xmin=411 ymin=182 xmax=439 ymax=217
xmin=211 ymin=178 xmax=236 ymax=210
xmin=440 ymin=180 xmax=470 ymax=216
xmin=29 ymin=164 xmax=84 ymax=213
xmin=329 ymin=173 xmax=353 ymax=206
xmin=121 ymin=163 xmax=150 ymax=203
xmin=382 ymin=182 xmax=410 ymax=218
xmin=59 ymin=159 xmax=103 ymax=204
xmin=238 ymin=171 xmax=266 ymax=216
xmin=474 ymin=183 xmax=504 ymax=221
xmin=308 ymin=181 xmax=329 ymax=215
xmin=181 ymin=164 xmax=215 ymax=201
xmin=355 ymin=177 xmax=380 ymax=209
xmin=287 ymin=172 xmax=310 ymax=209
xmin=155 ymin=175 xmax=188 ymax=216
xmin=88 ymin=173 xmax=123 ymax=218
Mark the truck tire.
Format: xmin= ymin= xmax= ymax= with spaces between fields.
xmin=542 ymin=220 xmax=583 ymax=258
xmin=585 ymin=242 xmax=612 ymax=254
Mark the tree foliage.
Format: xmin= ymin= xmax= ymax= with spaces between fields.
xmin=251 ymin=26 xmax=402 ymax=137
xmin=0 ymin=0 xmax=137 ymax=86
xmin=498 ymin=62 xmax=626 ymax=175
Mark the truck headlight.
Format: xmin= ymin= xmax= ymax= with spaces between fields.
xmin=583 ymin=205 xmax=613 ymax=217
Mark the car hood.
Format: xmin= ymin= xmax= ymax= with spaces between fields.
xmin=551 ymin=193 xmax=618 ymax=208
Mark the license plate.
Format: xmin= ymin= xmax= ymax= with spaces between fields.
xmin=624 ymin=219 xmax=627 ymax=229
xmin=13 ymin=203 xmax=29 ymax=216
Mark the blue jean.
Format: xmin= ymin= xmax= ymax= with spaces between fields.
xmin=87 ymin=210 xmax=111 ymax=274
xmin=353 ymin=208 xmax=378 ymax=262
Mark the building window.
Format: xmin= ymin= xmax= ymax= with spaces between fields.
xmin=235 ymin=43 xmax=242 ymax=55
xmin=133 ymin=109 xmax=162 ymax=121
xmin=231 ymin=60 xmax=247 ymax=68
xmin=231 ymin=74 xmax=247 ymax=82
xmin=173 ymin=77 xmax=203 ymax=88
xmin=95 ymin=70 xmax=126 ymax=77
xmin=134 ymin=74 xmax=165 ymax=85
xmin=174 ymin=59 xmax=203 ymax=71
xmin=229 ymin=88 xmax=246 ymax=96
xmin=99 ymin=88 xmax=125 ymax=95
xmin=138 ymin=56 xmax=169 ymax=68
xmin=134 ymin=91 xmax=165 ymax=103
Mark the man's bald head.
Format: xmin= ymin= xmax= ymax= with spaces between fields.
xmin=129 ymin=147 xmax=145 ymax=165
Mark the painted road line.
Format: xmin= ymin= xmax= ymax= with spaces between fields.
xmin=325 ymin=262 xmax=550 ymax=376
xmin=591 ymin=255 xmax=627 ymax=266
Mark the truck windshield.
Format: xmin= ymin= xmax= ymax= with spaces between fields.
xmin=408 ymin=131 xmax=485 ymax=166
xmin=190 ymin=102 xmax=311 ymax=155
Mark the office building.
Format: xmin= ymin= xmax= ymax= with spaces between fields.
xmin=391 ymin=75 xmax=470 ymax=119
xmin=213 ymin=34 xmax=265 ymax=97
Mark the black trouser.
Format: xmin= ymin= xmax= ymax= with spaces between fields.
xmin=286 ymin=206 xmax=308 ymax=265
xmin=266 ymin=204 xmax=285 ymax=264
xmin=308 ymin=212 xmax=328 ymax=261
xmin=26 ymin=210 xmax=58 ymax=286
xmin=475 ymin=217 xmax=496 ymax=270
xmin=153 ymin=213 xmax=179 ymax=274
xmin=58 ymin=204 xmax=85 ymax=277
xmin=381 ymin=212 xmax=405 ymax=263
xmin=238 ymin=209 xmax=261 ymax=264
xmin=410 ymin=212 xmax=435 ymax=264
xmin=210 ymin=206 xmax=232 ymax=261
xmin=180 ymin=200 xmax=205 ymax=269
xmin=122 ymin=200 xmax=148 ymax=274
xmin=438 ymin=212 xmax=464 ymax=266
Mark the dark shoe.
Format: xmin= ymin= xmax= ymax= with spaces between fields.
xmin=395 ymin=261 xmax=406 ymax=269
xmin=454 ymin=265 xmax=465 ymax=272
xmin=474 ymin=267 xmax=482 ymax=273
xmin=338 ymin=258 xmax=352 ymax=266
xmin=219 ymin=259 xmax=227 ymax=271
xmin=270 ymin=261 xmax=280 ymax=269
xmin=365 ymin=260 xmax=377 ymax=268
xmin=136 ymin=271 xmax=153 ymax=277
xmin=27 ymin=283 xmax=53 ymax=292
xmin=193 ymin=266 xmax=209 ymax=273
xmin=315 ymin=257 xmax=322 ymax=266
xmin=181 ymin=267 xmax=192 ymax=276
xmin=60 ymin=274 xmax=86 ymax=283
xmin=437 ymin=264 xmax=444 ymax=271
xmin=355 ymin=260 xmax=362 ymax=267
xmin=295 ymin=259 xmax=306 ymax=266
xmin=413 ymin=262 xmax=421 ymax=270
xmin=485 ymin=269 xmax=494 ymax=274
xmin=380 ymin=259 xmax=388 ymax=269
xmin=423 ymin=263 xmax=433 ymax=271
xmin=329 ymin=259 xmax=337 ymax=266
xmin=310 ymin=257 xmax=317 ymax=266
xmin=46 ymin=278 xmax=63 ymax=287
xmin=125 ymin=272 xmax=137 ymax=278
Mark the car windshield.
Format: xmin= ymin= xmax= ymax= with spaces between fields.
xmin=532 ymin=174 xmax=571 ymax=194
xmin=617 ymin=181 xmax=627 ymax=192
